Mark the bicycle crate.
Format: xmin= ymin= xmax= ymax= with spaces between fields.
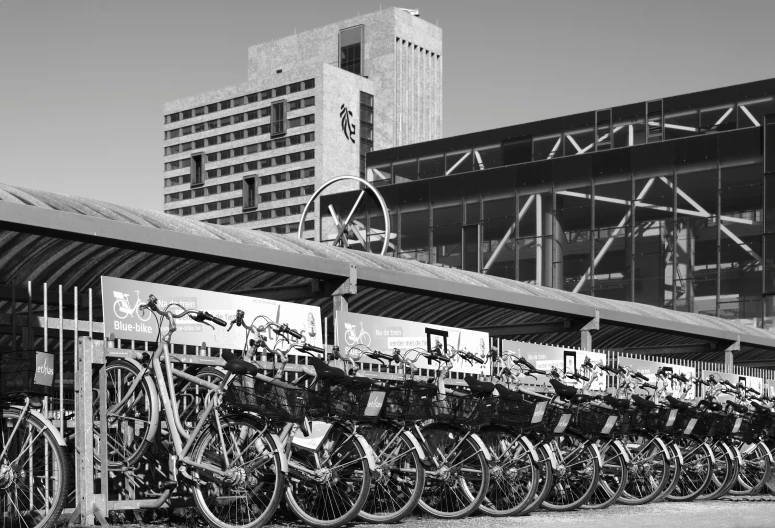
xmin=613 ymin=409 xmax=633 ymax=435
xmin=318 ymin=379 xmax=381 ymax=421
xmin=690 ymin=411 xmax=722 ymax=437
xmin=429 ymin=392 xmax=495 ymax=427
xmin=541 ymin=403 xmax=573 ymax=434
xmin=496 ymin=398 xmax=548 ymax=428
xmin=382 ymin=382 xmax=435 ymax=422
xmin=673 ymin=407 xmax=700 ymax=436
xmin=0 ymin=350 xmax=55 ymax=398
xmin=744 ymin=413 xmax=769 ymax=443
xmin=632 ymin=406 xmax=679 ymax=433
xmin=223 ymin=378 xmax=322 ymax=424
xmin=572 ymin=405 xmax=620 ymax=436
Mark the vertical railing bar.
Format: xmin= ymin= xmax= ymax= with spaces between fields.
xmin=27 ymin=280 xmax=32 ymax=349
xmin=58 ymin=285 xmax=64 ymax=436
xmin=89 ymin=288 xmax=93 ymax=339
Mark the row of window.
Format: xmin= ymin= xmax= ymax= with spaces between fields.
xmin=165 ymin=79 xmax=315 ymax=124
xmin=257 ymin=220 xmax=315 ymax=234
xmin=165 ymin=100 xmax=315 ymax=142
xmin=166 ymin=148 xmax=315 ymax=177
xmin=169 ymin=198 xmax=314 ymax=220
xmin=165 ymin=179 xmax=314 ymax=205
xmin=164 ymin=166 xmax=315 ymax=189
xmin=360 ymin=92 xmax=374 ymax=177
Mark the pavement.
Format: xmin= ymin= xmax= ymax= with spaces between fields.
xmin=93 ymin=497 xmax=775 ymax=528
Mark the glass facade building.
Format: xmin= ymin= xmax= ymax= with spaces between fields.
xmin=323 ymin=78 xmax=775 ymax=331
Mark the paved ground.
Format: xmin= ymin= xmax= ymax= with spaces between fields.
xmin=92 ymin=497 xmax=775 ymax=528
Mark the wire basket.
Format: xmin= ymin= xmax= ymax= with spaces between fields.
xmin=572 ymin=405 xmax=620 ymax=437
xmin=0 ymin=350 xmax=56 ymax=398
xmin=744 ymin=412 xmax=770 ymax=443
xmin=613 ymin=409 xmax=633 ymax=435
xmin=223 ymin=378 xmax=321 ymax=424
xmin=317 ymin=380 xmax=376 ymax=421
xmin=429 ymin=392 xmax=495 ymax=427
xmin=632 ymin=406 xmax=679 ymax=433
xmin=542 ymin=403 xmax=573 ymax=435
xmin=381 ymin=382 xmax=436 ymax=422
xmin=496 ymin=398 xmax=547 ymax=428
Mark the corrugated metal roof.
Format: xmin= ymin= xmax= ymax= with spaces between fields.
xmin=1 ymin=183 xmax=774 ymax=361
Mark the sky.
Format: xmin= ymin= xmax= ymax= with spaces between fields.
xmin=1 ymin=0 xmax=774 ymax=211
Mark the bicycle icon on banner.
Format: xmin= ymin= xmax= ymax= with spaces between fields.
xmin=113 ymin=290 xmax=152 ymax=322
xmin=344 ymin=322 xmax=371 ymax=347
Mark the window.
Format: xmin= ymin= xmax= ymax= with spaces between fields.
xmin=274 ymin=86 xmax=286 ymax=97
xmin=302 ymin=185 xmax=315 ymax=195
xmin=304 ymin=220 xmax=314 ymax=231
xmin=260 ymin=192 xmax=272 ymax=203
xmin=303 ymin=167 xmax=315 ymax=178
xmin=303 ymin=78 xmax=315 ymax=90
xmin=233 ymin=96 xmax=245 ymax=107
xmin=247 ymin=93 xmax=258 ymax=103
xmin=207 ymin=103 xmax=218 ymax=113
xmin=304 ymin=114 xmax=315 ymax=125
xmin=274 ymin=190 xmax=287 ymax=200
xmin=271 ymin=100 xmax=287 ymax=136
xmin=219 ymin=100 xmax=231 ymax=111
xmin=182 ymin=109 xmax=192 ymax=119
xmin=289 ymin=187 xmax=301 ymax=198
xmin=339 ymin=25 xmax=364 ymax=75
xmin=261 ymin=210 xmax=272 ymax=219
xmin=260 ymin=176 xmax=272 ymax=185
xmin=290 ymin=82 xmax=301 ymax=93
xmin=260 ymin=90 xmax=272 ymax=101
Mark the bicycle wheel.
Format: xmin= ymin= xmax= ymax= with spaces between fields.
xmin=521 ymin=447 xmax=553 ymax=515
xmin=93 ymin=359 xmax=156 ymax=469
xmin=285 ymin=423 xmax=371 ymax=528
xmin=478 ymin=426 xmax=538 ymax=517
xmin=190 ymin=415 xmax=284 ymax=528
xmin=583 ymin=439 xmax=628 ymax=509
xmin=653 ymin=443 xmax=682 ymax=503
xmin=357 ymin=424 xmax=424 ymax=524
xmin=766 ymin=439 xmax=775 ymax=494
xmin=1 ymin=407 xmax=70 ymax=528
xmin=542 ymin=433 xmax=600 ymax=511
xmin=728 ymin=442 xmax=771 ymax=496
xmin=667 ymin=437 xmax=714 ymax=501
xmin=178 ymin=367 xmax=225 ymax=428
xmin=619 ymin=432 xmax=670 ymax=505
xmin=417 ymin=424 xmax=490 ymax=519
xmin=698 ymin=440 xmax=738 ymax=500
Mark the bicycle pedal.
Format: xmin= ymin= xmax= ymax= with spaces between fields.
xmin=160 ymin=479 xmax=178 ymax=490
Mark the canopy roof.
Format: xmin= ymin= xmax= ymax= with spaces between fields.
xmin=1 ymin=183 xmax=773 ymax=364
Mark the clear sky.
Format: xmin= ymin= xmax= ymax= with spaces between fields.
xmin=1 ymin=0 xmax=773 ymax=210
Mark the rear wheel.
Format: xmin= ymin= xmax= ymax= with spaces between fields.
xmin=618 ymin=432 xmax=670 ymax=505
xmin=667 ymin=437 xmax=713 ymax=501
xmin=728 ymin=442 xmax=771 ymax=496
xmin=766 ymin=440 xmax=775 ymax=494
xmin=478 ymin=426 xmax=538 ymax=516
xmin=520 ymin=442 xmax=553 ymax=515
xmin=698 ymin=441 xmax=739 ymax=500
xmin=358 ymin=424 xmax=424 ymax=524
xmin=653 ymin=443 xmax=682 ymax=502
xmin=583 ymin=440 xmax=627 ymax=509
xmin=542 ymin=433 xmax=600 ymax=511
xmin=417 ymin=424 xmax=490 ymax=519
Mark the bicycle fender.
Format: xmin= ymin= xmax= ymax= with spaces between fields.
xmin=117 ymin=357 xmax=161 ymax=444
xmin=519 ymin=435 xmax=540 ymax=464
xmin=730 ymin=444 xmax=743 ymax=465
xmin=469 ymin=433 xmax=493 ymax=461
xmin=590 ymin=442 xmax=603 ymax=468
xmin=760 ymin=441 xmax=775 ymax=464
xmin=671 ymin=444 xmax=684 ymax=466
xmin=402 ymin=430 xmax=427 ymax=462
xmin=9 ymin=405 xmax=66 ymax=447
xmin=269 ymin=433 xmax=289 ymax=474
xmin=543 ymin=443 xmax=559 ymax=470
xmin=353 ymin=433 xmax=378 ymax=471
xmin=704 ymin=442 xmax=716 ymax=465
xmin=613 ymin=439 xmax=631 ymax=463
xmin=717 ymin=441 xmax=736 ymax=464
xmin=652 ymin=436 xmax=671 ymax=461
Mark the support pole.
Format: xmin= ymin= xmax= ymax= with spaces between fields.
xmin=580 ymin=309 xmax=600 ymax=351
xmin=725 ymin=335 xmax=740 ymax=374
xmin=331 ymin=265 xmax=358 ymax=356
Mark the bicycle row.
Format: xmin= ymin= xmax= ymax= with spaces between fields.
xmin=3 ymin=293 xmax=774 ymax=528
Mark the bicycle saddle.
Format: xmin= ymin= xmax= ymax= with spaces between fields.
xmin=727 ymin=401 xmax=748 ymax=414
xmin=631 ymin=394 xmax=657 ymax=408
xmin=665 ymin=395 xmax=691 ymax=410
xmin=697 ymin=400 xmax=723 ymax=412
xmin=221 ymin=350 xmax=259 ymax=376
xmin=603 ymin=394 xmax=630 ymax=409
xmin=399 ymin=379 xmax=437 ymax=392
xmin=751 ymin=401 xmax=772 ymax=414
xmin=308 ymin=358 xmax=350 ymax=384
xmin=573 ymin=393 xmax=595 ymax=404
xmin=549 ymin=379 xmax=577 ymax=400
xmin=465 ymin=375 xmax=495 ymax=395
xmin=495 ymin=384 xmax=525 ymax=402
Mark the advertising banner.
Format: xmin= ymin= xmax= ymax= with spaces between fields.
xmin=500 ymin=340 xmax=607 ymax=391
xmin=616 ymin=357 xmax=697 ymax=397
xmin=766 ymin=379 xmax=775 ymax=398
xmin=101 ymin=276 xmax=322 ymax=351
xmin=335 ymin=311 xmax=489 ymax=376
xmin=702 ymin=371 xmax=763 ymax=404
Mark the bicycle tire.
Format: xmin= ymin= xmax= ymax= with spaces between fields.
xmin=582 ymin=439 xmax=628 ymax=509
xmin=618 ymin=432 xmax=671 ymax=505
xmin=653 ymin=443 xmax=682 ymax=503
xmin=728 ymin=442 xmax=771 ymax=496
xmin=697 ymin=440 xmax=739 ymax=500
xmin=477 ymin=426 xmax=539 ymax=517
xmin=521 ymin=455 xmax=553 ymax=515
xmin=285 ymin=422 xmax=371 ymax=528
xmin=190 ymin=415 xmax=285 ymax=528
xmin=542 ymin=432 xmax=601 ymax=511
xmin=358 ymin=424 xmax=425 ymax=524
xmin=93 ymin=359 xmax=157 ymax=470
xmin=417 ymin=423 xmax=490 ymax=519
xmin=766 ymin=439 xmax=775 ymax=494
xmin=1 ymin=407 xmax=70 ymax=528
xmin=667 ymin=437 xmax=713 ymax=502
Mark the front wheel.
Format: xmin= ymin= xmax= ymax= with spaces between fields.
xmin=618 ymin=432 xmax=670 ymax=505
xmin=667 ymin=437 xmax=713 ymax=501
xmin=417 ymin=424 xmax=490 ymax=519
xmin=698 ymin=440 xmax=739 ymax=500
xmin=477 ymin=426 xmax=538 ymax=516
xmin=190 ymin=415 xmax=285 ymax=528
xmin=285 ymin=423 xmax=371 ymax=528
xmin=583 ymin=439 xmax=628 ymax=509
xmin=542 ymin=433 xmax=600 ymax=511
xmin=1 ymin=407 xmax=70 ymax=528
xmin=728 ymin=442 xmax=771 ymax=496
xmin=358 ymin=424 xmax=425 ymax=524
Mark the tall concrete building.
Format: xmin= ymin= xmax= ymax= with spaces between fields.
xmin=162 ymin=7 xmax=442 ymax=238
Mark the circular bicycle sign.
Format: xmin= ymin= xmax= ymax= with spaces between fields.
xmin=297 ymin=176 xmax=393 ymax=256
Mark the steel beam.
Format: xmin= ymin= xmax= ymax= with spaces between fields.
xmin=611 ymin=343 xmax=721 ymax=355
xmin=469 ymin=319 xmax=582 ymax=337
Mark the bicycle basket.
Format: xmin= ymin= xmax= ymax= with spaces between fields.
xmin=0 ymin=350 xmax=55 ymax=398
xmin=542 ymin=403 xmax=572 ymax=434
xmin=613 ymin=409 xmax=633 ymax=435
xmin=674 ymin=407 xmax=700 ymax=436
xmin=382 ymin=383 xmax=435 ymax=422
xmin=429 ymin=392 xmax=495 ymax=427
xmin=744 ymin=413 xmax=768 ymax=443
xmin=496 ymin=398 xmax=548 ymax=428
xmin=632 ymin=406 xmax=679 ymax=433
xmin=223 ymin=378 xmax=321 ymax=424
xmin=572 ymin=405 xmax=619 ymax=436
xmin=318 ymin=380 xmax=375 ymax=421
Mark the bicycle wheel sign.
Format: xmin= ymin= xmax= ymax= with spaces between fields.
xmin=101 ymin=276 xmax=322 ymax=350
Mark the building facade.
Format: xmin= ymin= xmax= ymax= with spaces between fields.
xmin=324 ymin=79 xmax=775 ymax=331
xmin=162 ymin=7 xmax=442 ymax=237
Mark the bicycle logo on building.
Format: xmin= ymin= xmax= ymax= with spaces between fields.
xmin=340 ymin=103 xmax=356 ymax=143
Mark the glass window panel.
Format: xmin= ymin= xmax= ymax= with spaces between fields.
xmin=393 ymin=159 xmax=418 ymax=184
xmin=739 ymin=97 xmax=775 ymax=129
xmin=564 ymin=129 xmax=594 ymax=156
xmin=474 ymin=144 xmax=502 ymax=170
xmin=700 ymin=105 xmax=736 ymax=133
xmin=445 ymin=149 xmax=472 ymax=175
xmin=400 ymin=208 xmax=429 ymax=263
xmin=418 ymin=155 xmax=444 ymax=179
xmin=533 ymin=135 xmax=562 ymax=160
